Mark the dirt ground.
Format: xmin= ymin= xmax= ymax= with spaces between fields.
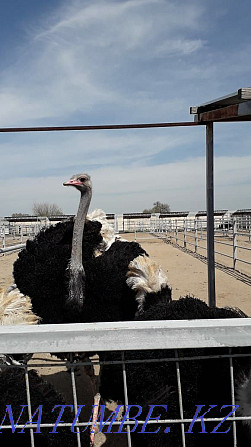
xmin=0 ymin=234 xmax=251 ymax=445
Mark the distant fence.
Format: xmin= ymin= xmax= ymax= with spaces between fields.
xmin=144 ymin=215 xmax=251 ymax=276
xmin=1 ymin=214 xmax=251 ymax=274
xmin=0 ymin=223 xmax=46 ymax=255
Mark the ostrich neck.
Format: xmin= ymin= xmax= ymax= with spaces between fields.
xmin=70 ymin=189 xmax=92 ymax=268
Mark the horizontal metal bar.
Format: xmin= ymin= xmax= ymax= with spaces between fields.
xmin=236 ymin=257 xmax=251 ymax=266
xmin=1 ymin=319 xmax=251 ymax=354
xmin=0 ymin=243 xmax=25 ymax=253
xmin=0 ymin=121 xmax=202 ymax=133
xmin=214 ymin=250 xmax=233 ymax=259
xmin=214 ymin=239 xmax=232 ymax=247
xmin=237 ymin=245 xmax=251 ymax=251
xmin=196 ymin=244 xmax=207 ymax=250
xmin=1 ymin=414 xmax=251 ymax=430
xmin=18 ymin=350 xmax=251 ymax=369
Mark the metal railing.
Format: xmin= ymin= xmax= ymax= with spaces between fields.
xmin=1 ymin=319 xmax=251 ymax=446
xmin=0 ymin=224 xmax=45 ymax=255
xmin=142 ymin=216 xmax=251 ymax=275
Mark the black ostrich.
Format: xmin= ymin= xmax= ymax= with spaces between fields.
xmin=13 ymin=173 xmax=172 ymax=325
xmin=0 ymin=366 xmax=89 ymax=446
xmin=0 ymin=288 xmax=89 ymax=446
xmin=98 ymin=293 xmax=251 ymax=447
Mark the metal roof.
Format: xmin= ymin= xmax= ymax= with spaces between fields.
xmin=190 ymin=87 xmax=251 ymax=122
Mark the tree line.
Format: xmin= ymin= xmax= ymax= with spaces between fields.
xmin=11 ymin=201 xmax=170 ymax=217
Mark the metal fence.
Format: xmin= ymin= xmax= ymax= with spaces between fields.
xmin=0 ymin=223 xmax=45 ymax=255
xmin=1 ymin=320 xmax=251 ymax=446
xmin=131 ymin=215 xmax=251 ymax=276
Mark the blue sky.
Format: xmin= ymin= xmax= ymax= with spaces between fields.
xmin=0 ymin=0 xmax=250 ymax=216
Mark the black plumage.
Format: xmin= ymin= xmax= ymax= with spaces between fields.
xmin=0 ymin=367 xmax=89 ymax=446
xmin=13 ymin=218 xmax=102 ymax=323
xmin=99 ymin=297 xmax=251 ymax=447
xmin=13 ymin=219 xmax=152 ymax=324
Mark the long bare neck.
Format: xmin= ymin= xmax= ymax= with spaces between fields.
xmin=71 ymin=189 xmax=92 ymax=267
xmin=66 ymin=188 xmax=92 ymax=314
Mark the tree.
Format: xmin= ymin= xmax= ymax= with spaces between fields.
xmin=143 ymin=201 xmax=171 ymax=214
xmin=32 ymin=202 xmax=63 ymax=217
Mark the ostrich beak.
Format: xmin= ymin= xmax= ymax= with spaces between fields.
xmin=63 ymin=179 xmax=82 ymax=186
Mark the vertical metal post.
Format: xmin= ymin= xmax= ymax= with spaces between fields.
xmin=183 ymin=219 xmax=187 ymax=248
xmin=194 ymin=218 xmax=198 ymax=253
xmin=121 ymin=352 xmax=132 ymax=447
xmin=175 ymin=350 xmax=186 ymax=447
xmin=229 ymin=349 xmax=237 ymax=447
xmin=2 ymin=228 xmax=5 ymax=249
xmin=175 ymin=219 xmax=178 ymax=244
xmin=233 ymin=218 xmax=237 ymax=270
xmin=206 ymin=122 xmax=216 ymax=307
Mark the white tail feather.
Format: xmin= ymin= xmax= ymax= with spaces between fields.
xmin=0 ymin=288 xmax=40 ymax=325
xmin=126 ymin=255 xmax=169 ymax=313
xmin=88 ymin=208 xmax=117 ymax=255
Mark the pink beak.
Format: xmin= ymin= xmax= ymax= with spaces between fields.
xmin=63 ymin=179 xmax=82 ymax=186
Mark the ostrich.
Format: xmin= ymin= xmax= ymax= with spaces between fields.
xmin=0 ymin=367 xmax=89 ymax=447
xmin=13 ymin=173 xmax=172 ymax=325
xmin=0 ymin=288 xmax=89 ymax=446
xmin=98 ymin=289 xmax=251 ymax=446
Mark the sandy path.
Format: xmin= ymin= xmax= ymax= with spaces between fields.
xmin=0 ymin=252 xmax=17 ymax=289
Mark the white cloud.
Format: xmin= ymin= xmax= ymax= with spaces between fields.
xmin=0 ymin=0 xmax=250 ymax=217
xmin=0 ymin=0 xmax=207 ymax=126
xmin=1 ymin=154 xmax=250 ymax=216
xmin=156 ymin=39 xmax=205 ymax=56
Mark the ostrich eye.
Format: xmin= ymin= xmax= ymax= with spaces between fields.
xmin=79 ymin=177 xmax=86 ymax=182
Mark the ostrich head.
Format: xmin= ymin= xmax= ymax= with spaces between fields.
xmin=63 ymin=173 xmax=92 ymax=314
xmin=63 ymin=173 xmax=92 ymax=193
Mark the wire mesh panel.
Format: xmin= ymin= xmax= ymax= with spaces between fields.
xmin=0 ymin=320 xmax=251 ymax=446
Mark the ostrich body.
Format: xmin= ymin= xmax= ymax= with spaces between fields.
xmin=14 ymin=173 xmax=102 ymax=323
xmin=13 ymin=173 xmax=171 ymax=324
xmin=99 ymin=293 xmax=251 ymax=447
xmin=0 ymin=367 xmax=88 ymax=447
